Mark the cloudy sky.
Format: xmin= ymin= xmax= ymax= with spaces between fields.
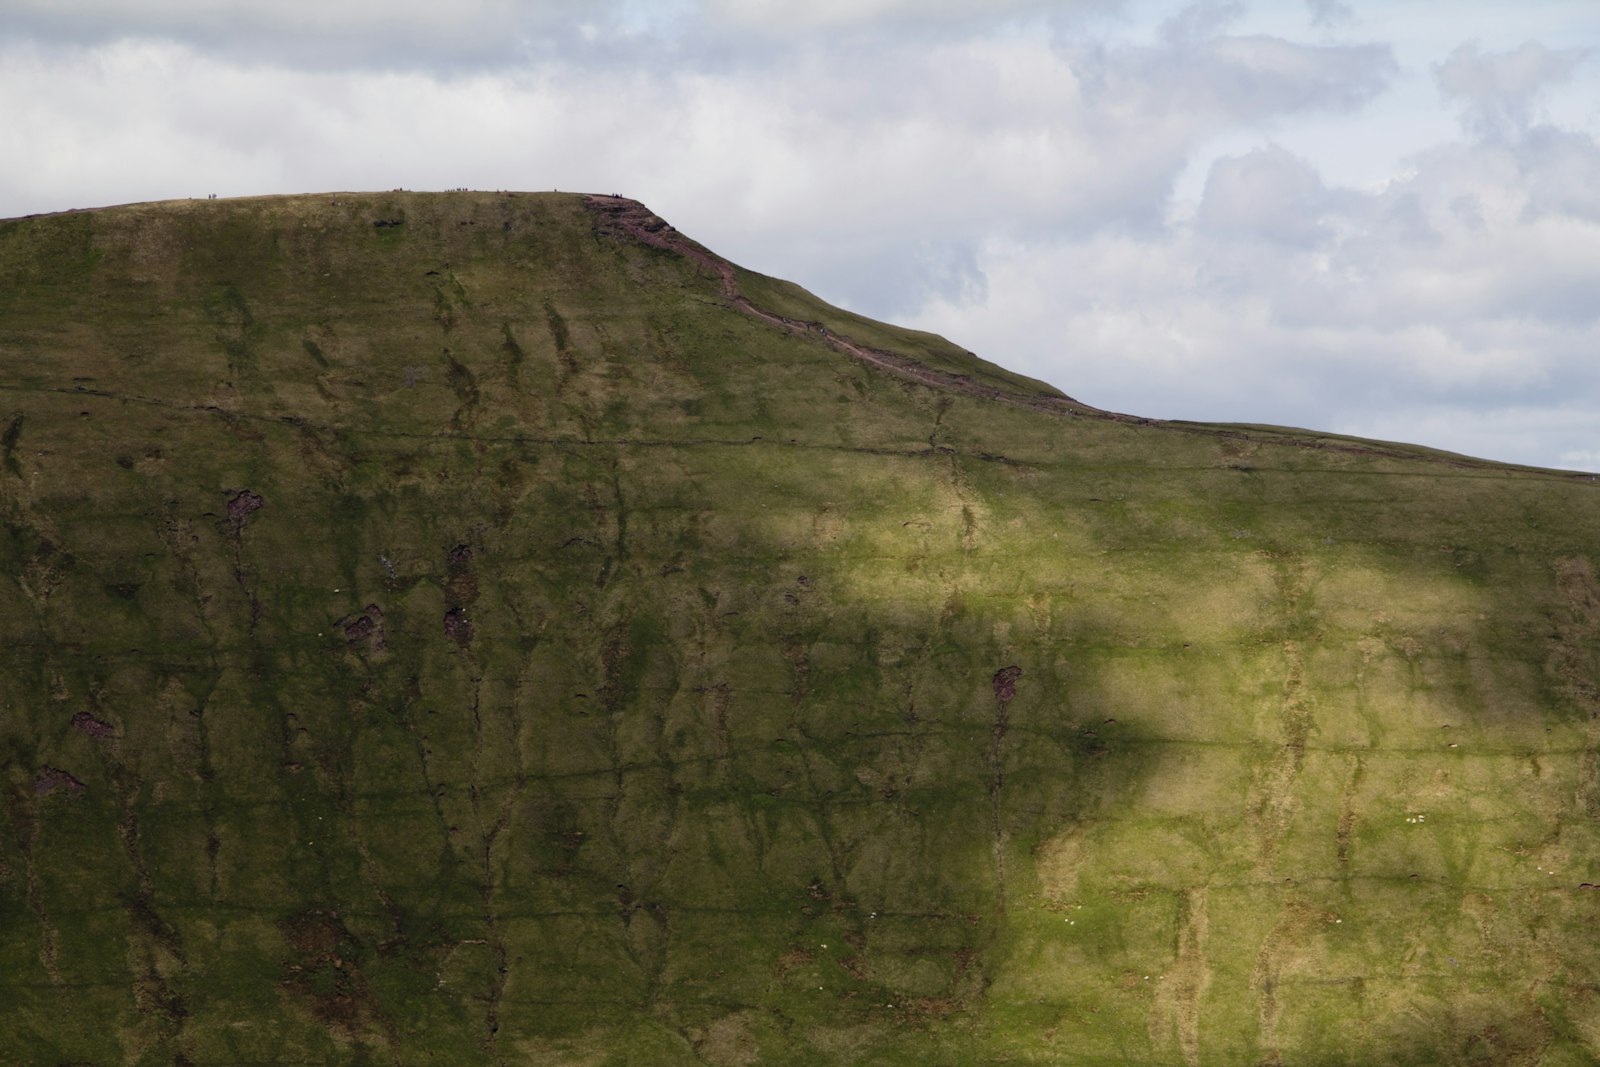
xmin=4 ymin=1 xmax=1598 ymax=470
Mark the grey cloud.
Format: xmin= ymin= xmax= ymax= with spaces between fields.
xmin=1435 ymin=40 xmax=1590 ymax=139
xmin=1191 ymin=121 xmax=1600 ymax=332
xmin=1157 ymin=0 xmax=1246 ymax=47
xmin=613 ymin=7 xmax=1404 ymax=293
xmin=1339 ymin=405 xmax=1600 ymax=472
xmin=0 ymin=0 xmax=1127 ymax=71
xmin=0 ymin=0 xmax=651 ymax=70
xmin=907 ymin=54 xmax=1600 ymax=470
xmin=4 ymin=1 xmax=1592 ymax=471
xmin=1203 ymin=34 xmax=1397 ymax=114
xmin=699 ymin=0 xmax=1120 ymax=35
xmin=1305 ymin=0 xmax=1353 ymax=29
xmin=1019 ymin=20 xmax=1393 ymax=244
xmin=1518 ymin=126 xmax=1600 ymax=223
xmin=786 ymin=237 xmax=988 ymax=319
xmin=1072 ymin=24 xmax=1396 ymax=126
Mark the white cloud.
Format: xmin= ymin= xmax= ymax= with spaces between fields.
xmin=0 ymin=3 xmax=1596 ymax=469
xmin=3 ymin=0 xmax=531 ymax=30
xmin=1560 ymin=450 xmax=1600 ymax=472
xmin=909 ymin=42 xmax=1600 ymax=469
xmin=700 ymin=0 xmax=1111 ymax=33
xmin=0 ymin=0 xmax=650 ymax=68
xmin=1338 ymin=406 xmax=1600 ymax=472
xmin=1196 ymin=144 xmax=1329 ymax=244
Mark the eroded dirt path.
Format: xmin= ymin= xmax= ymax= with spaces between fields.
xmin=584 ymin=195 xmax=1102 ymax=417
xmin=584 ymin=195 xmax=1600 ymax=479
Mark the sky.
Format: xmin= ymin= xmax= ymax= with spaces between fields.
xmin=3 ymin=1 xmax=1598 ymax=470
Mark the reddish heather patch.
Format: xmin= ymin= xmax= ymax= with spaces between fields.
xmin=70 ymin=711 xmax=114 ymax=738
xmin=341 ymin=604 xmax=385 ymax=649
xmin=992 ymin=665 xmax=1022 ymax=704
xmin=34 ymin=767 xmax=86 ymax=796
xmin=443 ymin=606 xmax=473 ymax=646
xmin=443 ymin=543 xmax=477 ymax=647
xmin=228 ymin=490 xmax=264 ymax=531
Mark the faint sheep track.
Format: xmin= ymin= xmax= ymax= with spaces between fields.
xmin=1149 ymin=886 xmax=1209 ymax=1067
xmin=584 ymin=195 xmax=1599 ymax=478
xmin=989 ymin=666 xmax=1023 ymax=913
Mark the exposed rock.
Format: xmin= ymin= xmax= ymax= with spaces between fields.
xmin=992 ymin=665 xmax=1022 ymax=704
xmin=70 ymin=711 xmax=114 ymax=738
xmin=227 ymin=490 xmax=264 ymax=531
xmin=34 ymin=767 xmax=86 ymax=796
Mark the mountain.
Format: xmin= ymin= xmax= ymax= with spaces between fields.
xmin=3 ymin=190 xmax=1599 ymax=1066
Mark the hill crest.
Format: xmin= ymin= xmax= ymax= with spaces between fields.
xmin=3 ymin=186 xmax=1600 ymax=1064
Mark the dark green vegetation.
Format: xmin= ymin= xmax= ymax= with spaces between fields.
xmin=3 ymin=190 xmax=1600 ymax=1065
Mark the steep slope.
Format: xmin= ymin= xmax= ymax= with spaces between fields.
xmin=2 ymin=191 xmax=1599 ymax=1065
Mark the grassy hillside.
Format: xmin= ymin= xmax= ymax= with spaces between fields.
xmin=3 ymin=190 xmax=1599 ymax=1065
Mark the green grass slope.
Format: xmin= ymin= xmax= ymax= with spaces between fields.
xmin=3 ymin=190 xmax=1600 ymax=1065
